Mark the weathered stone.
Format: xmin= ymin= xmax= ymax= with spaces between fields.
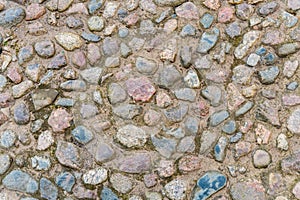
xmin=135 ymin=57 xmax=158 ymax=75
xmin=55 ymin=141 xmax=82 ymax=169
xmin=110 ymin=173 xmax=133 ymax=194
xmin=82 ymin=167 xmax=108 ymax=185
xmin=48 ymin=108 xmax=73 ymax=132
xmin=116 ymin=124 xmax=148 ymax=148
xmin=31 ymin=155 xmax=51 ymax=170
xmin=108 ymin=83 xmax=127 ymax=104
xmin=178 ymin=155 xmax=201 ymax=173
xmin=175 ymin=2 xmax=199 ymax=19
xmin=25 ymin=3 xmax=46 ymax=20
xmin=197 ymin=28 xmax=220 ymax=54
xmin=210 ymin=110 xmax=229 ymax=127
xmin=80 ymin=67 xmax=103 ymax=84
xmin=112 ymin=104 xmax=142 ymax=119
xmin=0 ymin=154 xmax=11 ymax=175
xmin=164 ymin=103 xmax=189 ymax=123
xmin=0 ymin=7 xmax=25 ymax=28
xmin=40 ymin=178 xmax=58 ymax=200
xmin=126 ymin=77 xmax=156 ymax=102
xmin=32 ymin=89 xmax=58 ymax=110
xmin=55 ymin=32 xmax=84 ymax=51
xmin=164 ymin=179 xmax=187 ymax=200
xmin=55 ymin=172 xmax=75 ymax=192
xmin=252 ymin=149 xmax=271 ymax=168
xmin=151 ymin=135 xmax=177 ymax=158
xmin=230 ymin=180 xmax=266 ymax=200
xmin=118 ymin=153 xmax=151 ymax=173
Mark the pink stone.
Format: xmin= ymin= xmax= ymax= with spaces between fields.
xmin=26 ymin=3 xmax=46 ymax=21
xmin=175 ymin=2 xmax=199 ymax=19
xmin=144 ymin=109 xmax=161 ymax=126
xmin=124 ymin=13 xmax=139 ymax=26
xmin=0 ymin=111 xmax=8 ymax=126
xmin=48 ymin=108 xmax=73 ymax=132
xmin=218 ymin=7 xmax=234 ymax=23
xmin=156 ymin=91 xmax=172 ymax=108
xmin=203 ymin=0 xmax=220 ymax=10
xmin=66 ymin=3 xmax=88 ymax=15
xmin=0 ymin=93 xmax=14 ymax=108
xmin=255 ymin=124 xmax=271 ymax=145
xmin=178 ymin=155 xmax=201 ymax=173
xmin=235 ymin=141 xmax=252 ymax=159
xmin=87 ymin=44 xmax=101 ymax=65
xmin=262 ymin=30 xmax=285 ymax=45
xmin=293 ymin=182 xmax=300 ymax=199
xmin=227 ymin=83 xmax=245 ymax=111
xmin=143 ymin=173 xmax=157 ymax=188
xmin=240 ymin=119 xmax=253 ymax=134
xmin=7 ymin=66 xmax=22 ymax=84
xmin=28 ymin=21 xmax=47 ymax=36
xmin=157 ymin=160 xmax=175 ymax=178
xmin=192 ymin=100 xmax=210 ymax=117
xmin=164 ymin=19 xmax=177 ymax=34
xmin=125 ymin=77 xmax=156 ymax=102
xmin=72 ymin=51 xmax=87 ymax=69
xmin=282 ymin=95 xmax=300 ymax=106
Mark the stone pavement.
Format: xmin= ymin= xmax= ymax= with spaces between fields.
xmin=0 ymin=0 xmax=300 ymax=199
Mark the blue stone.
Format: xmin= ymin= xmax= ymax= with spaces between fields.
xmin=88 ymin=0 xmax=103 ymax=14
xmin=256 ymin=46 xmax=267 ymax=55
xmin=200 ymin=13 xmax=214 ymax=29
xmin=214 ymin=136 xmax=228 ymax=162
xmin=193 ymin=171 xmax=227 ymax=200
xmin=55 ymin=98 xmax=75 ymax=107
xmin=40 ymin=178 xmax=58 ymax=200
xmin=222 ymin=120 xmax=236 ymax=135
xmin=262 ymin=52 xmax=277 ymax=65
xmin=101 ymin=187 xmax=119 ymax=200
xmin=0 ymin=130 xmax=16 ymax=148
xmin=180 ymin=24 xmax=196 ymax=37
xmin=0 ymin=8 xmax=25 ymax=28
xmin=258 ymin=66 xmax=279 ymax=84
xmin=118 ymin=28 xmax=129 ymax=38
xmin=209 ymin=110 xmax=229 ymax=127
xmin=2 ymin=170 xmax=38 ymax=194
xmin=230 ymin=132 xmax=243 ymax=143
xmin=55 ymin=172 xmax=75 ymax=192
xmin=235 ymin=101 xmax=254 ymax=117
xmin=81 ymin=32 xmax=101 ymax=42
xmin=287 ymin=81 xmax=298 ymax=91
xmin=118 ymin=9 xmax=128 ymax=20
xmin=197 ymin=28 xmax=220 ymax=54
xmin=71 ymin=126 xmax=94 ymax=144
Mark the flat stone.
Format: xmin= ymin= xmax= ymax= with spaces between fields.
xmin=12 ymin=80 xmax=34 ymax=98
xmin=88 ymin=16 xmax=104 ymax=31
xmin=0 ymin=7 xmax=25 ymax=28
xmin=192 ymin=171 xmax=227 ymax=200
xmin=73 ymin=185 xmax=97 ymax=199
xmin=103 ymin=37 xmax=119 ymax=56
xmin=71 ymin=51 xmax=87 ymax=69
xmin=125 ymin=77 xmax=156 ymax=102
xmin=197 ymin=28 xmax=220 ymax=54
xmin=25 ymin=3 xmax=46 ymax=20
xmin=258 ymin=66 xmax=279 ymax=84
xmin=287 ymin=108 xmax=300 ymax=135
xmin=214 ymin=136 xmax=228 ymax=162
xmin=48 ymin=51 xmax=67 ymax=69
xmin=230 ymin=180 xmax=266 ymax=200
xmin=0 ymin=130 xmax=16 ymax=148
xmin=164 ymin=103 xmax=189 ymax=123
xmin=258 ymin=1 xmax=278 ymax=16
xmin=281 ymin=151 xmax=300 ymax=174
xmin=66 ymin=16 xmax=83 ymax=29
xmin=140 ymin=20 xmax=156 ymax=35
xmin=7 ymin=66 xmax=22 ymax=84
xmin=55 ymin=98 xmax=75 ymax=107
xmin=293 ymin=182 xmax=300 ymax=199
xmin=164 ymin=179 xmax=187 ymax=200
xmin=37 ymin=130 xmax=54 ymax=151
xmin=72 ymin=126 xmax=94 ymax=144
xmin=234 ymin=31 xmax=261 ymax=59
xmin=158 ymin=65 xmax=181 ymax=88
xmin=116 ymin=124 xmax=148 ymax=148
xmin=180 ymin=24 xmax=196 ymax=36
xmin=88 ymin=0 xmax=104 ymax=14
xmin=201 ymin=85 xmax=222 ymax=107
xmin=218 ymin=7 xmax=234 ymax=23
xmin=0 ymin=75 xmax=7 ymax=91
xmin=118 ymin=153 xmax=151 ymax=173
xmin=200 ymin=13 xmax=214 ymax=29
xmin=101 ymin=187 xmax=119 ymax=200
xmin=110 ymin=173 xmax=133 ymax=194
xmin=178 ymin=155 xmax=201 ymax=173
xmin=287 ymin=0 xmax=300 ymax=11
xmin=58 ymin=0 xmax=73 ymax=11
xmin=184 ymin=69 xmax=200 ymax=88
xmin=60 ymin=80 xmax=87 ymax=91
xmin=66 ymin=3 xmax=89 ymax=15
xmin=203 ymin=0 xmax=220 ymax=10
xmin=174 ymin=88 xmax=196 ymax=102
xmin=82 ymin=167 xmax=108 ymax=185
xmin=112 ymin=104 xmax=142 ymax=119
xmin=48 ymin=108 xmax=73 ymax=132
xmin=80 ymin=103 xmax=99 ymax=119
xmin=32 ymin=89 xmax=58 ymax=110
xmin=277 ymin=43 xmax=300 ymax=57
xmin=55 ymin=32 xmax=83 ymax=51
xmin=226 ymin=22 xmax=241 ymax=38
xmin=108 ymin=83 xmax=127 ymax=104
xmin=177 ymin=136 xmax=196 ymax=153
xmin=253 ymin=149 xmax=271 ymax=168
xmin=87 ymin=141 xmax=114 ymax=163
xmin=55 ymin=172 xmax=75 ymax=192
xmin=0 ymin=154 xmax=11 ymax=175
xmin=135 ymin=57 xmax=158 ymax=75
xmin=283 ymin=60 xmax=298 ymax=78
xmin=103 ymin=2 xmax=119 ymax=18
xmin=154 ymin=0 xmax=185 ymax=6
xmin=277 ymin=133 xmax=289 ymax=151
xmin=55 ymin=140 xmax=82 ymax=169
xmin=151 ymin=135 xmax=177 ymax=158
xmin=80 ymin=67 xmax=103 ymax=84
xmin=2 ymin=170 xmax=38 ymax=194
xmin=175 ymin=2 xmax=199 ymax=19
xmin=31 ymin=155 xmax=51 ymax=170
xmin=157 ymin=160 xmax=175 ymax=178
xmin=40 ymin=178 xmax=58 ymax=200
xmin=210 ymin=110 xmax=229 ymax=127
xmin=139 ymin=0 xmax=157 ymax=14
xmin=18 ymin=45 xmax=34 ymax=65
xmin=235 ymin=101 xmax=254 ymax=117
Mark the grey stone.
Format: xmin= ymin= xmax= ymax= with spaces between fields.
xmin=81 ymin=32 xmax=101 ymax=42
xmin=164 ymin=179 xmax=187 ymax=200
xmin=214 ymin=136 xmax=228 ymax=162
xmin=12 ymin=80 xmax=34 ymax=98
xmin=80 ymin=67 xmax=103 ymax=84
xmin=116 ymin=124 xmax=148 ymax=148
xmin=183 ymin=116 xmax=199 ymax=135
xmin=158 ymin=65 xmax=181 ymax=88
xmin=277 ymin=43 xmax=300 ymax=57
xmin=287 ymin=108 xmax=300 ymax=135
xmin=184 ymin=69 xmax=200 ymax=88
xmin=151 ymin=135 xmax=177 ymax=158
xmin=31 ymin=155 xmax=51 ymax=171
xmin=252 ymin=149 xmax=271 ymax=168
xmin=14 ymin=102 xmax=30 ymax=125
xmin=201 ymin=86 xmax=222 ymax=106
xmin=258 ymin=66 xmax=279 ymax=84
xmin=230 ymin=181 xmax=266 ymax=200
xmin=32 ymin=89 xmax=58 ymax=110
xmin=34 ymin=40 xmax=55 ymax=58
xmin=88 ymin=0 xmax=104 ymax=14
xmin=55 ymin=98 xmax=75 ymax=107
xmin=55 ymin=141 xmax=82 ymax=169
xmin=199 ymin=131 xmax=219 ymax=154
xmin=180 ymin=46 xmax=192 ymax=67
xmin=200 ymin=13 xmax=214 ymax=29
xmin=0 ymin=7 xmax=25 ymax=28
xmin=136 ymin=57 xmax=158 ymax=75
xmin=139 ymin=20 xmax=156 ymax=35
xmin=174 ymin=88 xmax=196 ymax=102
xmin=108 ymin=83 xmax=127 ymax=104
xmin=180 ymin=24 xmax=196 ymax=37
xmin=60 ymin=80 xmax=87 ymax=91
xmin=177 ymin=136 xmax=195 ymax=153
xmin=80 ymin=104 xmax=99 ymax=119
xmin=55 ymin=172 xmax=75 ymax=192
xmin=82 ymin=167 xmax=108 ymax=185
xmin=164 ymin=103 xmax=189 ymax=123
xmin=101 ymin=187 xmax=119 ymax=200
xmin=88 ymin=16 xmax=104 ymax=31
xmin=0 ymin=75 xmax=7 ymax=91
xmin=66 ymin=16 xmax=83 ymax=29
xmin=154 ymin=0 xmax=185 ymax=6
xmin=222 ymin=120 xmax=236 ymax=135
xmin=112 ymin=104 xmax=142 ymax=120
xmin=0 ymin=130 xmax=16 ymax=148
xmin=118 ymin=153 xmax=151 ymax=173
xmin=120 ymin=43 xmax=132 ymax=58
xmin=110 ymin=173 xmax=133 ymax=194
xmin=103 ymin=37 xmax=119 ymax=56
xmin=0 ymin=154 xmax=11 ymax=175
xmin=235 ymin=101 xmax=254 ymax=117
xmin=225 ymin=22 xmax=241 ymax=38
xmin=258 ymin=1 xmax=278 ymax=16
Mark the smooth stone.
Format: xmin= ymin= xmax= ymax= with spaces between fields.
xmin=88 ymin=0 xmax=104 ymax=14
xmin=66 ymin=16 xmax=83 ymax=29
xmin=37 ymin=130 xmax=54 ymax=151
xmin=60 ymin=80 xmax=87 ymax=91
xmin=230 ymin=181 xmax=266 ymax=200
xmin=135 ymin=57 xmax=158 ymax=75
xmin=164 ymin=179 xmax=187 ymax=200
xmin=192 ymin=171 xmax=227 ymax=200
xmin=200 ymin=13 xmax=214 ymax=29
xmin=0 ymin=154 xmax=11 ymax=175
xmin=0 ymin=7 xmax=25 ymax=28
xmin=209 ymin=110 xmax=230 ymax=127
xmin=55 ymin=98 xmax=75 ymax=107
xmin=31 ymin=89 xmax=58 ymax=110
xmin=258 ymin=66 xmax=279 ymax=84
xmin=14 ymin=102 xmax=30 ymax=125
xmin=158 ymin=65 xmax=181 ymax=88
xmin=184 ymin=116 xmax=199 ymax=135
xmin=55 ymin=172 xmax=75 ymax=192
xmin=230 ymin=132 xmax=243 ymax=143
xmin=151 ymin=135 xmax=177 ymax=158
xmin=222 ymin=120 xmax=236 ymax=135
xmin=72 ymin=126 xmax=94 ymax=144
xmin=87 ymin=16 xmax=104 ymax=31
xmin=112 ymin=104 xmax=142 ymax=120
xmin=201 ymin=85 xmax=222 ymax=106
xmin=0 ymin=130 xmax=16 ymax=148
xmin=40 ymin=178 xmax=58 ymax=200
xmin=214 ymin=136 xmax=228 ymax=162
xmin=184 ymin=69 xmax=200 ymax=88
xmin=258 ymin=1 xmax=278 ymax=16
xmin=2 ymin=170 xmax=38 ymax=194
xmin=225 ymin=22 xmax=241 ymax=38
xmin=125 ymin=77 xmax=156 ymax=102
xmin=154 ymin=0 xmax=186 ymax=6
xmin=110 ymin=173 xmax=133 ymax=194
xmin=235 ymin=101 xmax=254 ymax=117
xmin=18 ymin=45 xmax=34 ymax=65
xmin=287 ymin=108 xmax=300 ymax=135
xmin=80 ymin=67 xmax=103 ymax=84
xmin=180 ymin=24 xmax=196 ymax=37
xmin=164 ymin=103 xmax=189 ymax=123
xmin=34 ymin=40 xmax=55 ymax=58
xmin=253 ymin=149 xmax=271 ymax=168
xmin=48 ymin=51 xmax=67 ymax=69
xmin=174 ymin=88 xmax=196 ymax=102
xmin=86 ymin=140 xmax=115 ymax=163
xmin=108 ymin=83 xmax=127 ymax=105
xmin=12 ymin=80 xmax=34 ymax=98
xmin=31 ymin=155 xmax=51 ymax=170
xmin=55 ymin=32 xmax=84 ymax=51
xmin=287 ymin=81 xmax=298 ymax=90
xmin=247 ymin=53 xmax=260 ymax=67
xmin=81 ymin=32 xmax=101 ymax=42
xmin=118 ymin=153 xmax=151 ymax=173
xmin=277 ymin=43 xmax=300 ymax=57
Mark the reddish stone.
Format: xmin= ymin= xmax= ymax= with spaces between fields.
xmin=0 ymin=93 xmax=14 ymax=108
xmin=124 ymin=13 xmax=139 ymax=26
xmin=156 ymin=91 xmax=172 ymax=108
xmin=48 ymin=108 xmax=73 ymax=132
xmin=178 ymin=155 xmax=201 ymax=173
xmin=87 ymin=44 xmax=101 ymax=65
xmin=143 ymin=173 xmax=157 ymax=188
xmin=125 ymin=77 xmax=156 ymax=102
xmin=282 ymin=95 xmax=300 ymax=106
xmin=7 ymin=67 xmax=22 ymax=84
xmin=72 ymin=51 xmax=87 ymax=69
xmin=218 ymin=7 xmax=234 ymax=23
xmin=0 ymin=111 xmax=8 ymax=126
xmin=175 ymin=2 xmax=199 ymax=19
xmin=66 ymin=3 xmax=89 ymax=15
xmin=203 ymin=0 xmax=220 ymax=10
xmin=25 ymin=3 xmax=46 ymax=21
